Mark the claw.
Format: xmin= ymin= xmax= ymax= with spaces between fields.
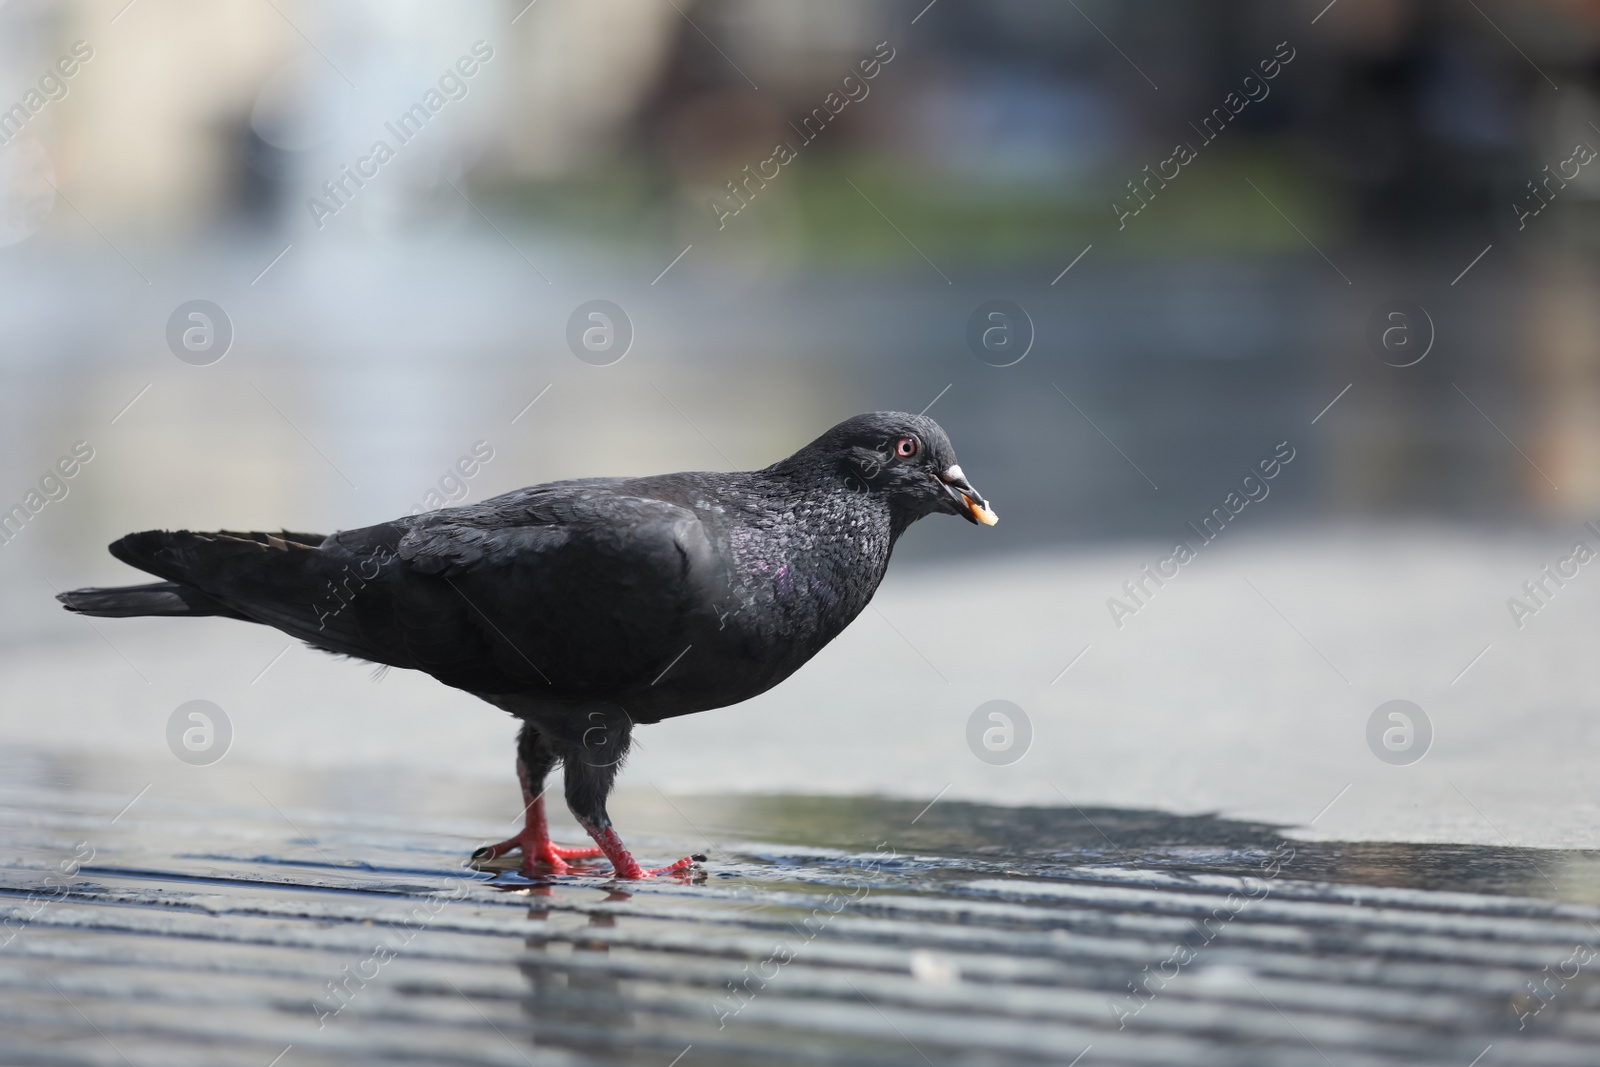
xmin=640 ymin=855 xmax=698 ymax=877
xmin=473 ymin=835 xmax=523 ymax=862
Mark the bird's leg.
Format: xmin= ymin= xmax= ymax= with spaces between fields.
xmin=562 ymin=708 xmax=698 ymax=879
xmin=576 ymin=819 xmax=697 ymax=879
xmin=474 ymin=724 xmax=602 ymax=875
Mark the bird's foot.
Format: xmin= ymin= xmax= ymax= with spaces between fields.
xmin=471 ymin=833 xmax=604 ymax=876
xmin=638 ymin=855 xmax=702 ymax=877
xmin=580 ymin=823 xmax=705 ymax=879
xmin=472 ymin=835 xmax=523 ymax=863
xmin=605 ymin=854 xmax=702 ymax=879
xmin=548 ymin=844 xmax=605 ymax=859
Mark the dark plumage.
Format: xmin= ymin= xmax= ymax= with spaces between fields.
xmin=59 ymin=412 xmax=995 ymax=877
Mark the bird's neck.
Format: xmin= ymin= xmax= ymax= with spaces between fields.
xmin=724 ymin=469 xmax=896 ymax=644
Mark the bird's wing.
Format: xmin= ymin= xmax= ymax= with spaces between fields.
xmin=374 ymin=486 xmax=723 ymax=695
xmin=104 ymin=487 xmax=723 ymax=697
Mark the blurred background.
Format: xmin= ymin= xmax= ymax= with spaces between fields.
xmin=7 ymin=0 xmax=1600 ymax=848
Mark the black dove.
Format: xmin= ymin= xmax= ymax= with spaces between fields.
xmin=59 ymin=412 xmax=996 ymax=878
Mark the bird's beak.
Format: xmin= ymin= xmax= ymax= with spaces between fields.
xmin=938 ymin=464 xmax=997 ymax=526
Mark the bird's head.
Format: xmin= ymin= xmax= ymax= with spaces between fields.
xmin=779 ymin=411 xmax=997 ymax=528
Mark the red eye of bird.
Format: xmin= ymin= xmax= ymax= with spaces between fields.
xmin=894 ymin=435 xmax=919 ymax=458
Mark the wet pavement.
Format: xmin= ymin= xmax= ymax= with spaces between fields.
xmin=6 ymin=751 xmax=1600 ymax=1066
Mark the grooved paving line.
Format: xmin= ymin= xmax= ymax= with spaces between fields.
xmin=3 ymin=777 xmax=1600 ymax=1065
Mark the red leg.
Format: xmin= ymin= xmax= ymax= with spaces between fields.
xmin=581 ymin=822 xmax=698 ymax=879
xmin=542 ymin=710 xmax=700 ymax=879
xmin=474 ymin=792 xmax=604 ymax=876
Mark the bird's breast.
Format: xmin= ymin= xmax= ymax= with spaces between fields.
xmin=719 ymin=519 xmax=890 ymax=661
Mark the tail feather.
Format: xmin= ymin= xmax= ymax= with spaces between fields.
xmin=60 ymin=529 xmax=332 ymax=626
xmin=67 ymin=528 xmax=402 ymax=664
xmin=56 ymin=581 xmax=247 ymax=619
xmin=108 ymin=528 xmax=326 ymax=582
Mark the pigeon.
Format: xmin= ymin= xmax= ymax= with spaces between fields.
xmin=58 ymin=412 xmax=996 ymax=878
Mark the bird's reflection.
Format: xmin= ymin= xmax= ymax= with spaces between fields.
xmin=517 ymin=885 xmax=635 ymax=1043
